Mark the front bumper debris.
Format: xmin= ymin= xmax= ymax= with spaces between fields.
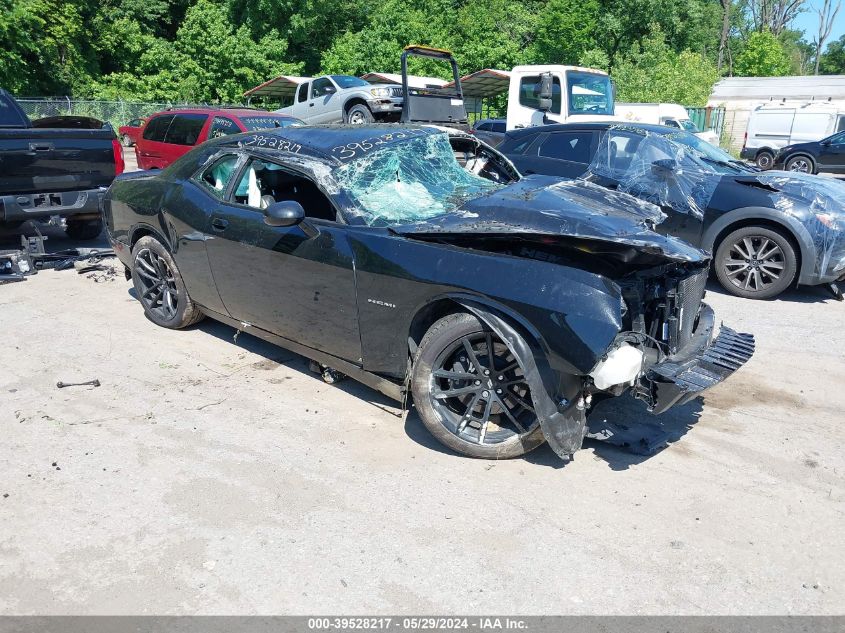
xmin=646 ymin=325 xmax=755 ymax=414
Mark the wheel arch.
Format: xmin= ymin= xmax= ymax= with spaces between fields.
xmin=343 ymin=97 xmax=370 ymax=115
xmin=406 ymin=293 xmax=575 ymax=408
xmin=702 ymin=207 xmax=813 ymax=285
xmin=783 ymin=152 xmax=817 ymax=172
xmin=129 ymin=223 xmax=172 ymax=252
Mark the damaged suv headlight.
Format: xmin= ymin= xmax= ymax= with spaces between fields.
xmin=816 ymin=212 xmax=842 ymax=231
xmin=589 ymin=343 xmax=644 ymax=391
xmin=370 ymin=88 xmax=392 ymax=98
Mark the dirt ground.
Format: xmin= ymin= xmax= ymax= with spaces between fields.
xmin=1 ymin=148 xmax=844 ymax=614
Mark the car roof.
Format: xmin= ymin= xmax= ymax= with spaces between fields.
xmin=503 ymin=121 xmax=674 ymax=139
xmin=217 ymin=124 xmax=443 ymax=165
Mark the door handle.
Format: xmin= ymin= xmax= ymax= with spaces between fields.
xmin=211 ymin=217 xmax=229 ymax=231
xmin=309 ymin=103 xmax=314 ymax=107
xmin=28 ymin=142 xmax=54 ymax=152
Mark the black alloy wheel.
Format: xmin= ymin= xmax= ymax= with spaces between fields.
xmin=130 ymin=236 xmax=204 ymax=328
xmin=411 ymin=313 xmax=546 ymax=459
xmin=134 ymin=247 xmax=179 ymax=321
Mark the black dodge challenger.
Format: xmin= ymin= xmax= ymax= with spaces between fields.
xmin=104 ymin=125 xmax=754 ymax=461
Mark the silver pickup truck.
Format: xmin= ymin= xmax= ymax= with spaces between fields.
xmin=275 ymin=75 xmax=403 ymax=125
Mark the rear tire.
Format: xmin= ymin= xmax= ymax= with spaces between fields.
xmin=755 ymin=150 xmax=774 ymax=170
xmin=65 ymin=218 xmax=104 ymax=241
xmin=130 ymin=236 xmax=204 ymax=329
xmin=346 ymin=104 xmax=374 ymax=125
xmin=714 ymin=226 xmax=797 ymax=299
xmin=411 ymin=313 xmax=546 ymax=459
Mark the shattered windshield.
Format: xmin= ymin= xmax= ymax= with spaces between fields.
xmin=333 ymin=132 xmax=504 ymax=226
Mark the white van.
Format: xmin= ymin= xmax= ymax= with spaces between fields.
xmin=741 ymin=101 xmax=845 ymax=168
xmin=615 ymin=102 xmax=720 ymax=146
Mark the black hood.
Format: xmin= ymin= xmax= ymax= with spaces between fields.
xmin=395 ymin=175 xmax=708 ymax=264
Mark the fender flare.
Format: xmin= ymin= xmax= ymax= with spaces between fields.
xmin=701 ymin=206 xmax=817 ymax=285
xmin=452 ymin=296 xmax=587 ymax=459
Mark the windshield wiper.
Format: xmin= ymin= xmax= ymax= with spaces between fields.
xmin=699 ymin=156 xmax=746 ymax=172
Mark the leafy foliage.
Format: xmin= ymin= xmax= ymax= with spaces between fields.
xmin=819 ymin=34 xmax=845 ymax=74
xmin=734 ymin=30 xmax=792 ymax=76
xmin=0 ymin=0 xmax=831 ymax=103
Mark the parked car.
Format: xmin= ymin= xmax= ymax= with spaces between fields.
xmin=0 ymin=87 xmax=123 ymax=240
xmin=741 ymin=102 xmax=845 ymax=169
xmin=772 ymin=129 xmax=845 ymax=174
xmin=499 ymin=122 xmax=845 ymax=299
xmin=104 ymin=125 xmax=753 ymax=461
xmin=118 ymin=117 xmax=146 ymax=147
xmin=276 ymin=75 xmax=404 ymax=125
xmin=135 ymin=107 xmax=302 ymax=170
xmin=471 ymin=118 xmax=506 ymax=146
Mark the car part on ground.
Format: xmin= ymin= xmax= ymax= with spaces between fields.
xmin=105 ymin=125 xmax=754 ymax=462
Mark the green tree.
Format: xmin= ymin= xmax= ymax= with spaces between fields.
xmin=611 ymin=24 xmax=719 ymax=105
xmin=819 ymin=34 xmax=845 ymax=73
xmin=734 ymin=30 xmax=792 ymax=76
xmin=93 ymin=0 xmax=300 ymax=101
xmin=528 ymin=0 xmax=598 ymax=65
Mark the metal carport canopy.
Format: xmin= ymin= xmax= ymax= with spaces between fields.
xmin=243 ymin=76 xmax=312 ymax=99
xmin=360 ymin=72 xmax=447 ymax=88
xmin=444 ymin=69 xmax=511 ymax=98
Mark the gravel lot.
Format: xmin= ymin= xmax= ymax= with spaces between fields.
xmin=1 ymin=147 xmax=844 ymax=614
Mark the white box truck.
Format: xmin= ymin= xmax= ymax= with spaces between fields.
xmin=615 ymin=102 xmax=720 ymax=146
xmin=505 ymin=65 xmax=618 ymax=130
xmin=741 ymin=101 xmax=845 ymax=169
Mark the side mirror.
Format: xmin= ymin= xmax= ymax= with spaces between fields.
xmin=264 ymin=200 xmax=305 ymax=227
xmin=323 ymin=85 xmax=336 ymax=94
xmin=651 ymin=159 xmax=678 ymax=178
xmin=821 ymin=140 xmax=831 ymax=146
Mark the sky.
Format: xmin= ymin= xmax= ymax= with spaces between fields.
xmin=792 ymin=0 xmax=845 ymax=52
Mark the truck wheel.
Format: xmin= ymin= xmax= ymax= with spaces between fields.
xmin=65 ymin=218 xmax=104 ymax=241
xmin=131 ymin=236 xmax=204 ymax=329
xmin=411 ymin=313 xmax=546 ymax=459
xmin=785 ymin=154 xmax=815 ymax=174
xmin=346 ymin=104 xmax=374 ymax=125
xmin=121 ymin=134 xmax=133 ymax=147
xmin=714 ymin=226 xmax=797 ymax=300
xmin=755 ymin=150 xmax=774 ymax=170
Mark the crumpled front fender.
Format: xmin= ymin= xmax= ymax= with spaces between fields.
xmin=455 ymin=298 xmax=587 ymax=459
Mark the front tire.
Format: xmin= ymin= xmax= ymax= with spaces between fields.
xmin=411 ymin=313 xmax=546 ymax=459
xmin=346 ymin=104 xmax=374 ymax=125
xmin=65 ymin=218 xmax=104 ymax=241
xmin=785 ymin=154 xmax=815 ymax=174
xmin=131 ymin=236 xmax=204 ymax=329
xmin=714 ymin=226 xmax=797 ymax=299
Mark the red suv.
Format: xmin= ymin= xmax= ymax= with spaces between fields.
xmin=135 ymin=107 xmax=303 ymax=170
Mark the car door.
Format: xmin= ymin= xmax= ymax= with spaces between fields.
xmin=160 ymin=113 xmax=209 ymax=167
xmin=203 ymin=153 xmax=362 ymax=362
xmin=817 ymin=132 xmax=845 ymax=172
xmin=308 ymin=77 xmax=340 ymax=124
xmin=290 ymin=82 xmax=311 ymax=121
xmin=137 ymin=114 xmax=174 ymax=169
xmin=513 ymin=130 xmax=597 ymax=178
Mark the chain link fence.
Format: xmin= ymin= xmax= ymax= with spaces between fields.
xmin=15 ymin=98 xmax=199 ymax=133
